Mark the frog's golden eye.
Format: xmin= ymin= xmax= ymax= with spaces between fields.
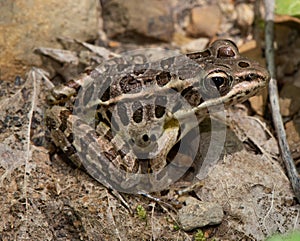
xmin=202 ymin=71 xmax=232 ymax=98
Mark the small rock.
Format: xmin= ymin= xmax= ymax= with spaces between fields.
xmin=180 ymin=38 xmax=209 ymax=53
xmin=218 ymin=0 xmax=236 ymax=21
xmin=101 ymin=0 xmax=174 ymax=43
xmin=177 ymin=197 xmax=223 ymax=231
xmin=186 ymin=6 xmax=221 ymax=38
xmin=235 ymin=3 xmax=254 ymax=35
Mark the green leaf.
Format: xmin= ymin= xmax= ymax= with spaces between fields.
xmin=275 ymin=0 xmax=300 ymax=16
xmin=194 ymin=229 xmax=206 ymax=241
xmin=136 ymin=204 xmax=147 ymax=220
xmin=266 ymin=231 xmax=300 ymax=241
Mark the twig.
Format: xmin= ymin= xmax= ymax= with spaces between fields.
xmin=264 ymin=0 xmax=300 ymax=201
xmin=150 ymin=202 xmax=157 ymax=240
xmin=23 ymin=69 xmax=39 ymax=228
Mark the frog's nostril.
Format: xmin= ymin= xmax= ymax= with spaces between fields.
xmin=238 ymin=61 xmax=250 ymax=68
xmin=142 ymin=134 xmax=149 ymax=142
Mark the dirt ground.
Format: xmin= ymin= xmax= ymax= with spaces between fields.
xmin=0 ymin=1 xmax=300 ymax=240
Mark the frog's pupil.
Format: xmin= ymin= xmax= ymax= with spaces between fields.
xmin=212 ymin=76 xmax=225 ymax=89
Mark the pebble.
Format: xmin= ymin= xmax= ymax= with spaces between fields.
xmin=101 ymin=0 xmax=174 ymax=42
xmin=177 ymin=197 xmax=223 ymax=231
xmin=180 ymin=38 xmax=209 ymax=53
xmin=186 ymin=6 xmax=221 ymax=38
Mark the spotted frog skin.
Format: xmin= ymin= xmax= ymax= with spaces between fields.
xmin=46 ymin=40 xmax=270 ymax=193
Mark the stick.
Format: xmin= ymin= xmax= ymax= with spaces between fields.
xmin=264 ymin=0 xmax=300 ymax=201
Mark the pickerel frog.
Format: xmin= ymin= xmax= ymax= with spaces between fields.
xmin=46 ymin=40 xmax=270 ymax=193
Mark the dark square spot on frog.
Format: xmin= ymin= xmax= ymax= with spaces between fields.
xmin=100 ymin=86 xmax=110 ymax=102
xmin=119 ymin=75 xmax=142 ymax=94
xmin=156 ymin=71 xmax=172 ymax=87
xmin=155 ymin=96 xmax=167 ymax=118
xmin=181 ymin=86 xmax=202 ymax=107
xmin=155 ymin=106 xmax=165 ymax=118
xmin=67 ymin=133 xmax=74 ymax=143
xmin=132 ymin=105 xmax=143 ymax=124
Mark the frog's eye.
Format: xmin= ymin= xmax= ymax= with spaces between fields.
xmin=202 ymin=71 xmax=232 ymax=98
xmin=210 ymin=75 xmax=226 ymax=89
